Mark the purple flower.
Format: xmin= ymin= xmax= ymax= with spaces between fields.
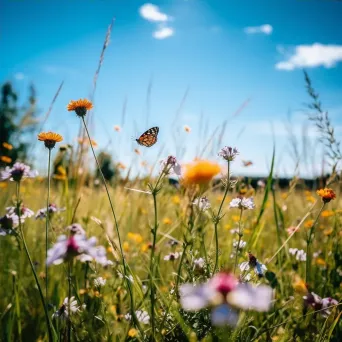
xmin=303 ymin=292 xmax=339 ymax=318
xmin=1 ymin=162 xmax=38 ymax=182
xmin=47 ymin=234 xmax=110 ymax=266
xmin=164 ymin=252 xmax=181 ymax=261
xmin=218 ymin=147 xmax=239 ymax=162
xmin=67 ymin=223 xmax=86 ymax=236
xmin=160 ymin=156 xmax=181 ymax=176
xmin=35 ymin=204 xmax=65 ymax=220
xmin=6 ymin=206 xmax=34 ymax=220
xmin=180 ymin=272 xmax=273 ymax=326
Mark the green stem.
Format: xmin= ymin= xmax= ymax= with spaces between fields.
xmin=233 ymin=208 xmax=243 ymax=274
xmin=306 ymin=203 xmax=325 ymax=284
xmin=81 ymin=117 xmax=141 ymax=332
xmin=46 ymin=148 xmax=51 ymax=301
xmin=213 ymin=160 xmax=230 ymax=274
xmin=68 ymin=261 xmax=72 ymax=342
xmin=16 ymin=182 xmax=54 ymax=342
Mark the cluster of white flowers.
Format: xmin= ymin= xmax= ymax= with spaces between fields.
xmin=233 ymin=240 xmax=247 ymax=250
xmin=35 ymin=204 xmax=65 ymax=220
xmin=52 ymin=297 xmax=85 ymax=320
xmin=164 ymin=252 xmax=181 ymax=261
xmin=193 ymin=197 xmax=211 ymax=211
xmin=94 ymin=277 xmax=106 ymax=288
xmin=125 ymin=310 xmax=150 ymax=325
xmin=229 ymin=197 xmax=255 ymax=210
xmin=289 ymin=248 xmax=307 ymax=262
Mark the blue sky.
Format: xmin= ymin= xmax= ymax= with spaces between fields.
xmin=2 ymin=0 xmax=342 ymax=178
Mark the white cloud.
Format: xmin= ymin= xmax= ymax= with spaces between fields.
xmin=244 ymin=24 xmax=273 ymax=35
xmin=275 ymin=43 xmax=342 ymax=70
xmin=14 ymin=72 xmax=25 ymax=80
xmin=139 ymin=3 xmax=169 ymax=22
xmin=153 ymin=26 xmax=174 ymax=39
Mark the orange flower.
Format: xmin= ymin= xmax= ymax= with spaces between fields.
xmin=114 ymin=125 xmax=121 ymax=132
xmin=67 ymin=99 xmax=93 ymax=117
xmin=316 ymin=188 xmax=336 ymax=203
xmin=321 ymin=210 xmax=334 ymax=218
xmin=183 ymin=159 xmax=220 ymax=185
xmin=0 ymin=156 xmax=12 ymax=163
xmin=304 ymin=219 xmax=314 ymax=230
xmin=2 ymin=142 xmax=13 ymax=150
xmin=117 ymin=162 xmax=126 ymax=170
xmin=127 ymin=232 xmax=143 ymax=244
xmin=78 ymin=137 xmax=97 ymax=147
xmin=163 ymin=217 xmax=172 ymax=225
xmin=38 ymin=132 xmax=63 ymax=149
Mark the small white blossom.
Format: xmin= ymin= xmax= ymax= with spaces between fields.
xmin=35 ymin=204 xmax=65 ymax=220
xmin=160 ymin=156 xmax=181 ymax=176
xmin=94 ymin=277 xmax=106 ymax=288
xmin=193 ymin=197 xmax=211 ymax=211
xmin=229 ymin=197 xmax=255 ymax=210
xmin=233 ymin=240 xmax=246 ymax=250
xmin=52 ymin=296 xmax=85 ymax=320
xmin=6 ymin=206 xmax=34 ymax=219
xmin=125 ymin=310 xmax=150 ymax=324
xmin=194 ymin=258 xmax=205 ymax=269
xmin=164 ymin=252 xmax=181 ymax=261
xmin=289 ymin=248 xmax=306 ymax=262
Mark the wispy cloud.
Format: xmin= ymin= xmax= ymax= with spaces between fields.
xmin=139 ymin=3 xmax=169 ymax=22
xmin=139 ymin=3 xmax=174 ymax=40
xmin=244 ymin=24 xmax=273 ymax=35
xmin=153 ymin=26 xmax=174 ymax=39
xmin=276 ymin=43 xmax=342 ymax=70
xmin=14 ymin=72 xmax=25 ymax=80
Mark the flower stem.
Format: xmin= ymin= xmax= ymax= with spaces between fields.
xmin=233 ymin=208 xmax=243 ymax=274
xmin=46 ymin=148 xmax=51 ymax=301
xmin=306 ymin=203 xmax=325 ymax=283
xmin=68 ymin=260 xmax=72 ymax=342
xmin=16 ymin=182 xmax=54 ymax=342
xmin=213 ymin=160 xmax=230 ymax=274
xmin=81 ymin=117 xmax=141 ymax=332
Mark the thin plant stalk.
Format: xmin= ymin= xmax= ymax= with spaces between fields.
xmin=16 ymin=182 xmax=54 ymax=342
xmin=233 ymin=208 xmax=244 ymax=274
xmin=45 ymin=148 xmax=52 ymax=300
xmin=213 ymin=160 xmax=231 ymax=274
xmin=68 ymin=260 xmax=72 ymax=342
xmin=306 ymin=203 xmax=325 ymax=283
xmin=81 ymin=117 xmax=141 ymax=331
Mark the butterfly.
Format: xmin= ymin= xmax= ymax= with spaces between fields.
xmin=135 ymin=127 xmax=159 ymax=147
xmin=242 ymin=160 xmax=253 ymax=167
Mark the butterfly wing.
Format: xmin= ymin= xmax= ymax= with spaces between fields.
xmin=136 ymin=127 xmax=159 ymax=147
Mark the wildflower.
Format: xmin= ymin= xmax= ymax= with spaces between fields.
xmin=38 ymin=132 xmax=63 ymax=149
xmin=316 ymin=188 xmax=336 ymax=203
xmin=94 ymin=277 xmax=106 ymax=288
xmin=257 ymin=180 xmax=265 ymax=188
xmin=239 ymin=253 xmax=267 ymax=278
xmin=180 ymin=272 xmax=273 ymax=326
xmin=160 ymin=155 xmax=181 ymax=176
xmin=303 ymin=292 xmax=339 ymax=318
xmin=127 ymin=232 xmax=143 ymax=244
xmin=52 ymin=296 xmax=85 ymax=320
xmin=292 ymin=275 xmax=308 ymax=294
xmin=35 ymin=204 xmax=65 ymax=220
xmin=164 ymin=252 xmax=181 ymax=261
xmin=184 ymin=125 xmax=191 ymax=133
xmin=1 ymin=156 xmax=12 ymax=164
xmin=194 ymin=258 xmax=205 ymax=269
xmin=125 ymin=310 xmax=150 ymax=325
xmin=229 ymin=197 xmax=255 ymax=210
xmin=0 ymin=214 xmax=19 ymax=236
xmin=2 ymin=142 xmax=13 ymax=150
xmin=6 ymin=206 xmax=34 ymax=219
xmin=193 ymin=196 xmax=211 ymax=211
xmin=233 ymin=240 xmax=246 ymax=250
xmin=114 ymin=125 xmax=121 ymax=132
xmin=117 ymin=272 xmax=134 ymax=283
xmin=289 ymin=248 xmax=306 ymax=262
xmin=128 ymin=328 xmax=137 ymax=337
xmin=172 ymin=195 xmax=180 ymax=204
xmin=163 ymin=217 xmax=172 ymax=225
xmin=78 ymin=137 xmax=98 ymax=147
xmin=286 ymin=226 xmax=298 ymax=235
xmin=218 ymin=146 xmax=239 ymax=162
xmin=321 ymin=210 xmax=334 ymax=218
xmin=67 ymin=99 xmax=93 ymax=117
xmin=46 ymin=234 xmax=110 ymax=266
xmin=183 ymin=159 xmax=221 ymax=185
xmin=1 ymin=162 xmax=38 ymax=182
xmin=67 ymin=223 xmax=86 ymax=236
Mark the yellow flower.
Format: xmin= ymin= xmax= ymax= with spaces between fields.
xmin=321 ymin=210 xmax=334 ymax=218
xmin=306 ymin=195 xmax=316 ymax=203
xmin=128 ymin=329 xmax=137 ymax=337
xmin=79 ymin=289 xmax=87 ymax=295
xmin=0 ymin=182 xmax=8 ymax=189
xmin=172 ymin=195 xmax=180 ymax=204
xmin=304 ymin=219 xmax=314 ymax=230
xmin=316 ymin=258 xmax=326 ymax=266
xmin=232 ymin=215 xmax=240 ymax=222
xmin=127 ymin=232 xmax=143 ymax=244
xmin=224 ymin=224 xmax=232 ymax=230
xmin=78 ymin=137 xmax=97 ymax=147
xmin=304 ymin=190 xmax=312 ymax=197
xmin=123 ymin=242 xmax=130 ymax=252
xmin=163 ymin=217 xmax=172 ymax=225
xmin=0 ymin=156 xmax=12 ymax=163
xmin=2 ymin=142 xmax=13 ymax=150
xmin=141 ymin=243 xmax=151 ymax=252
xmin=184 ymin=125 xmax=191 ymax=133
xmin=183 ymin=159 xmax=220 ymax=185
xmin=317 ymin=188 xmax=336 ymax=203
xmin=38 ymin=132 xmax=63 ymax=149
xmin=281 ymin=193 xmax=288 ymax=200
xmin=139 ymin=208 xmax=148 ymax=215
xmin=292 ymin=275 xmax=308 ymax=295
xmin=323 ymin=227 xmax=333 ymax=236
xmin=114 ymin=125 xmax=121 ymax=132
xmin=67 ymin=98 xmax=93 ymax=117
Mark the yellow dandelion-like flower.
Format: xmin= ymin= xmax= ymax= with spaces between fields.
xmin=321 ymin=210 xmax=334 ymax=218
xmin=304 ymin=219 xmax=314 ymax=230
xmin=67 ymin=98 xmax=93 ymax=117
xmin=183 ymin=159 xmax=221 ymax=185
xmin=323 ymin=227 xmax=334 ymax=236
xmin=316 ymin=258 xmax=326 ymax=266
xmin=317 ymin=188 xmax=336 ymax=203
xmin=0 ymin=156 xmax=12 ymax=163
xmin=0 ymin=182 xmax=8 ymax=189
xmin=38 ymin=132 xmax=63 ymax=149
xmin=114 ymin=125 xmax=121 ymax=132
xmin=127 ymin=232 xmax=143 ymax=244
xmin=292 ymin=275 xmax=308 ymax=295
xmin=172 ymin=195 xmax=180 ymax=205
xmin=281 ymin=193 xmax=288 ymax=200
xmin=141 ymin=243 xmax=151 ymax=253
xmin=232 ymin=215 xmax=240 ymax=222
xmin=2 ymin=142 xmax=13 ymax=150
xmin=79 ymin=289 xmax=87 ymax=295
xmin=184 ymin=125 xmax=191 ymax=133
xmin=123 ymin=241 xmax=130 ymax=252
xmin=128 ymin=329 xmax=137 ymax=338
xmin=306 ymin=195 xmax=316 ymax=203
xmin=163 ymin=217 xmax=172 ymax=225
xmin=224 ymin=224 xmax=232 ymax=230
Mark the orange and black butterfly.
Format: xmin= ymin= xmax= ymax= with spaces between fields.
xmin=242 ymin=160 xmax=253 ymax=167
xmin=135 ymin=127 xmax=159 ymax=147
